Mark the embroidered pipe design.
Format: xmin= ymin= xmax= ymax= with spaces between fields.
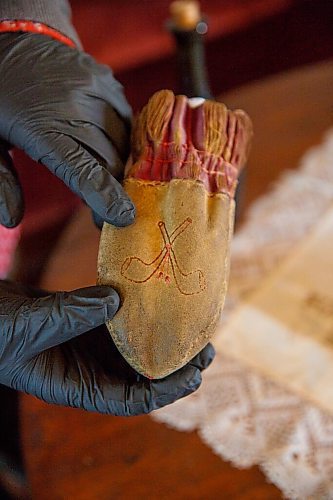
xmin=121 ymin=218 xmax=207 ymax=296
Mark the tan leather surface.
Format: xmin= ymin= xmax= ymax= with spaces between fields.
xmin=98 ymin=178 xmax=234 ymax=378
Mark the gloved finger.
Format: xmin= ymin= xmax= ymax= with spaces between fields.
xmin=34 ymin=132 xmax=135 ymax=227
xmin=187 ymin=343 xmax=215 ymax=372
xmin=58 ymin=121 xmax=129 ymax=181
xmin=83 ymin=338 xmax=211 ymax=415
xmin=13 ymin=286 xmax=120 ymax=360
xmin=58 ymin=123 xmax=130 ymax=231
xmin=43 ymin=364 xmax=201 ymax=416
xmin=149 ymin=363 xmax=203 ymax=411
xmin=63 ymin=103 xmax=131 ymax=170
xmin=84 ymin=361 xmax=201 ymax=416
xmin=0 ymin=146 xmax=24 ymax=227
xmin=21 ymin=328 xmax=204 ymax=415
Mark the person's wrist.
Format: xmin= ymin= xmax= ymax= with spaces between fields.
xmin=0 ymin=19 xmax=77 ymax=48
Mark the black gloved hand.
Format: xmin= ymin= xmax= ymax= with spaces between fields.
xmin=0 ymin=32 xmax=135 ymax=229
xmin=0 ymin=281 xmax=215 ymax=415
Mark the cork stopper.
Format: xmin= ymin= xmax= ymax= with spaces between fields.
xmin=169 ymin=0 xmax=201 ymax=30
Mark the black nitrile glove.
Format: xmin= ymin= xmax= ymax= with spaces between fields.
xmin=0 ymin=281 xmax=215 ymax=415
xmin=0 ymin=32 xmax=135 ymax=229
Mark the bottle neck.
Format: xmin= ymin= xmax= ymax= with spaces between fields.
xmin=170 ymin=24 xmax=213 ymax=99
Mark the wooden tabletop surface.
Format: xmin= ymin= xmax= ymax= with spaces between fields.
xmin=20 ymin=61 xmax=333 ymax=499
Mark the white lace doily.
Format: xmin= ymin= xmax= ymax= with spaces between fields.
xmin=152 ymin=129 xmax=333 ymax=499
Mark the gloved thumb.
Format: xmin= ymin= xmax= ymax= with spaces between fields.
xmin=0 ymin=146 xmax=24 ymax=228
xmin=13 ymin=285 xmax=120 ymax=360
xmin=32 ymin=132 xmax=135 ymax=227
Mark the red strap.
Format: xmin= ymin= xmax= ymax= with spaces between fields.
xmin=0 ymin=20 xmax=76 ymax=48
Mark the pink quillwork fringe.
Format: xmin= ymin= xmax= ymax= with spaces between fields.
xmin=127 ymin=91 xmax=253 ymax=197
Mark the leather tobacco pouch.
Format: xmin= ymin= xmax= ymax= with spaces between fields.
xmin=98 ymin=90 xmax=252 ymax=378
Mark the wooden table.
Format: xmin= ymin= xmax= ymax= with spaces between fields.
xmin=21 ymin=61 xmax=333 ymax=499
